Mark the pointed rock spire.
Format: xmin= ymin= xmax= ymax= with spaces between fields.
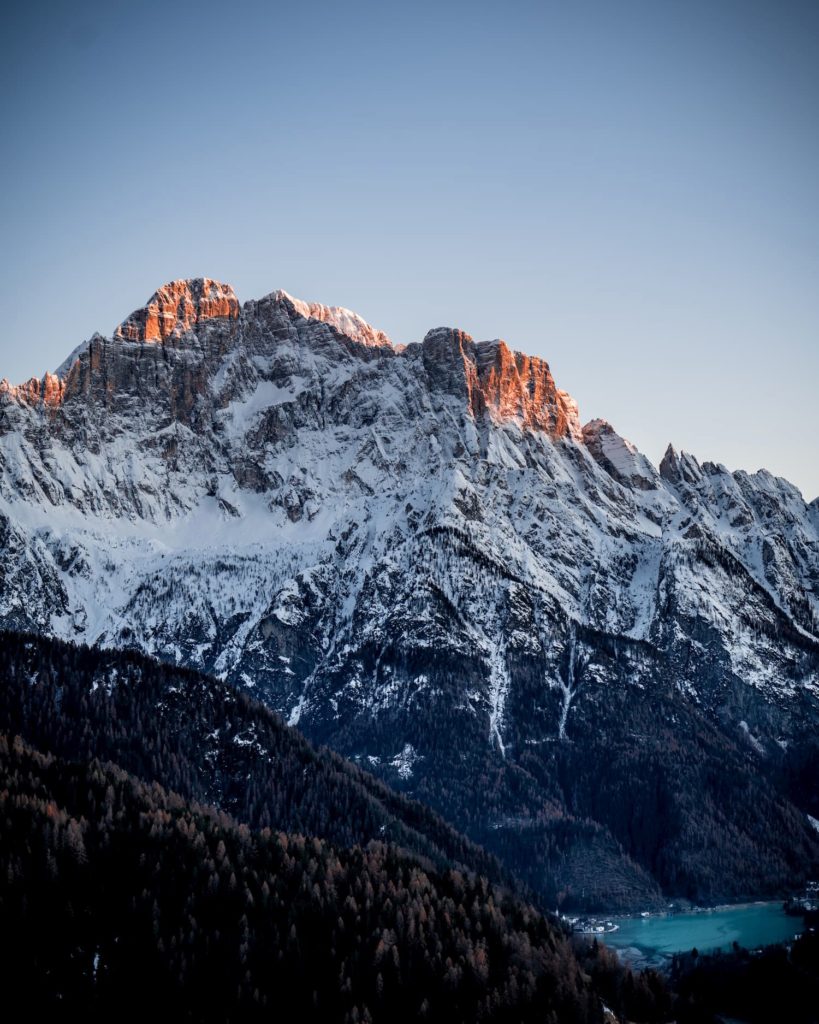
xmin=659 ymin=443 xmax=680 ymax=483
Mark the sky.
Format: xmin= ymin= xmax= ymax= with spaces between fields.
xmin=1 ymin=0 xmax=817 ymax=498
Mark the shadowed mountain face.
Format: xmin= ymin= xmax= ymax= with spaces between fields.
xmin=0 ymin=630 xmax=506 ymax=886
xmin=1 ymin=279 xmax=817 ymax=909
xmin=2 ymin=674 xmax=635 ymax=1023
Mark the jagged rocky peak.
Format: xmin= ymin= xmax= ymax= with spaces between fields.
xmin=421 ymin=327 xmax=582 ymax=439
xmin=659 ymin=443 xmax=679 ymax=482
xmin=114 ymin=278 xmax=240 ymax=343
xmin=0 ymin=370 xmax=65 ymax=409
xmin=272 ymin=289 xmax=395 ymax=350
xmin=659 ymin=443 xmax=703 ymax=486
xmin=582 ymin=418 xmax=659 ymax=490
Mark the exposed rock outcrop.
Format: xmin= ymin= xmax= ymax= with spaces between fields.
xmin=114 ymin=278 xmax=240 ymax=343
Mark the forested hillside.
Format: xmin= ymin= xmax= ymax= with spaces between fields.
xmin=0 ymin=631 xmax=502 ymax=885
xmin=3 ymin=629 xmax=816 ymax=917
xmin=0 ymin=730 xmax=680 ymax=1022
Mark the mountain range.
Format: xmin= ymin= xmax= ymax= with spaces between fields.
xmin=1 ymin=277 xmax=817 ymax=910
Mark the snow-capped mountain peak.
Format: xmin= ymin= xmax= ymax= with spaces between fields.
xmin=0 ymin=281 xmax=817 ymax=910
xmin=582 ymin=418 xmax=659 ymax=490
xmin=270 ymin=289 xmax=396 ymax=350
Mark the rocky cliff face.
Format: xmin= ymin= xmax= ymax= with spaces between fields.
xmin=114 ymin=278 xmax=240 ymax=343
xmin=1 ymin=278 xmax=817 ymax=909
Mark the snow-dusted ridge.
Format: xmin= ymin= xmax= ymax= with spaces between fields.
xmin=1 ymin=277 xmax=817 ymax=784
xmin=271 ymin=289 xmax=398 ymax=351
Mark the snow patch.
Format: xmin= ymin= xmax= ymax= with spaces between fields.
xmin=390 ymin=743 xmax=420 ymax=780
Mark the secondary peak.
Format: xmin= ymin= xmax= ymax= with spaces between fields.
xmin=114 ymin=278 xmax=239 ymax=343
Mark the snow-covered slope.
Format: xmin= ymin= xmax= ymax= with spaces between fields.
xmin=2 ymin=278 xmax=817 ymax=907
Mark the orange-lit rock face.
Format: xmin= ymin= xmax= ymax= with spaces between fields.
xmin=115 ymin=278 xmax=239 ymax=343
xmin=475 ymin=341 xmax=581 ymax=439
xmin=421 ymin=328 xmax=581 ymax=440
xmin=0 ymin=371 xmax=65 ymax=411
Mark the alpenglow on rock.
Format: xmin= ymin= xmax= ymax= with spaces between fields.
xmin=114 ymin=278 xmax=241 ymax=343
xmin=1 ymin=278 xmax=818 ymax=910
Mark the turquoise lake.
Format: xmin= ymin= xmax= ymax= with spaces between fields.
xmin=601 ymin=902 xmax=805 ymax=961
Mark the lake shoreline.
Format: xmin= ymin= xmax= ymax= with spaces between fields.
xmin=569 ymin=894 xmax=815 ymax=972
xmin=564 ymin=879 xmax=818 ymax=938
xmin=563 ymin=899 xmax=787 ymax=939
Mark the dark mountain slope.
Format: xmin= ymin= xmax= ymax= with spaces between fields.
xmin=0 ymin=630 xmax=501 ymax=886
xmin=4 ymin=626 xmax=817 ymax=913
xmin=316 ymin=626 xmax=819 ymax=909
xmin=0 ymin=731 xmax=679 ymax=1023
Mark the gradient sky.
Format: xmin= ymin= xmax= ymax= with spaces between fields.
xmin=2 ymin=0 xmax=817 ymax=497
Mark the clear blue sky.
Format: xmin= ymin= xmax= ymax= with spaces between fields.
xmin=2 ymin=0 xmax=817 ymax=498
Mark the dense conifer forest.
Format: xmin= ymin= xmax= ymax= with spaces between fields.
xmin=2 ymin=629 xmax=817 ymax=1022
xmin=668 ymin=927 xmax=819 ymax=1023
xmin=0 ymin=729 xmax=681 ymax=1022
xmin=0 ymin=630 xmax=503 ymax=883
